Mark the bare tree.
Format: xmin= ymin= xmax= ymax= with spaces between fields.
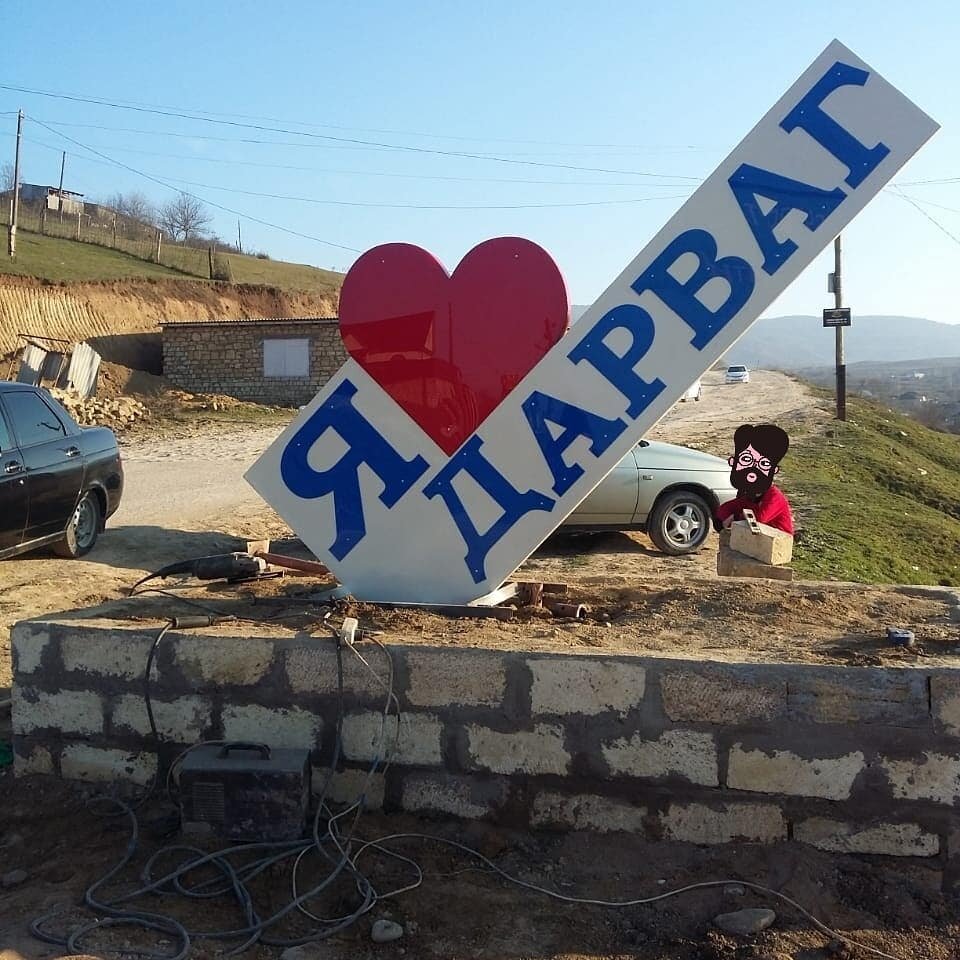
xmin=106 ymin=190 xmax=156 ymax=225
xmin=1 ymin=161 xmax=15 ymax=192
xmin=157 ymin=192 xmax=212 ymax=243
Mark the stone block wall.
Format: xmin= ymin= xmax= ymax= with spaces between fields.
xmin=11 ymin=619 xmax=960 ymax=872
xmin=161 ymin=319 xmax=346 ymax=406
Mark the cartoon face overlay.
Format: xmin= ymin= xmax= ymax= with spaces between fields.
xmin=728 ymin=424 xmax=789 ymax=499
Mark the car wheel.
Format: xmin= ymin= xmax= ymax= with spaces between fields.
xmin=647 ymin=491 xmax=712 ymax=555
xmin=53 ymin=491 xmax=101 ymax=558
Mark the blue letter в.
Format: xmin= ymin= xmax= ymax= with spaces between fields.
xmin=780 ymin=61 xmax=890 ymax=188
xmin=280 ymin=379 xmax=429 ymax=560
xmin=424 ymin=436 xmax=554 ymax=584
xmin=729 ymin=164 xmax=846 ymax=275
xmin=522 ymin=391 xmax=627 ymax=496
xmin=631 ymin=229 xmax=755 ymax=350
xmin=567 ymin=305 xmax=666 ymax=418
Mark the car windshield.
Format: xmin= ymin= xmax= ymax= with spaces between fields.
xmin=728 ymin=366 xmax=746 ymax=372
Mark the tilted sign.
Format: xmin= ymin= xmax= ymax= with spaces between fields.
xmin=246 ymin=40 xmax=937 ymax=603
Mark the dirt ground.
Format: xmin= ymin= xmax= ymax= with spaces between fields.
xmin=3 ymin=369 xmax=959 ymax=959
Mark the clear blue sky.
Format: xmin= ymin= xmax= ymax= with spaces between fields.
xmin=2 ymin=0 xmax=957 ymax=323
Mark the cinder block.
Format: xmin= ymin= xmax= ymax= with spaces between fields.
xmin=602 ymin=729 xmax=718 ymax=786
xmin=341 ymin=711 xmax=442 ymax=766
xmin=660 ymin=670 xmax=785 ymax=724
xmin=14 ymin=744 xmax=55 ymax=777
xmin=176 ymin=635 xmax=275 ymax=686
xmin=531 ymin=792 xmax=647 ymax=833
xmin=931 ymin=676 xmax=960 ymax=736
xmin=286 ymin=643 xmax=387 ymax=699
xmin=529 ymin=656 xmax=645 ymax=716
xmin=12 ymin=687 xmax=104 ymax=736
xmin=222 ymin=703 xmax=322 ymax=750
xmin=466 ymin=723 xmax=569 ymax=776
xmin=794 ymin=818 xmax=939 ymax=857
xmin=402 ymin=772 xmax=507 ymax=820
xmin=788 ymin=669 xmax=929 ymax=726
xmin=405 ymin=649 xmax=507 ymax=708
xmin=311 ymin=766 xmax=386 ymax=810
xmin=881 ymin=752 xmax=960 ymax=806
xmin=717 ymin=544 xmax=794 ymax=580
xmin=11 ymin=625 xmax=50 ymax=675
xmin=113 ymin=694 xmax=211 ymax=742
xmin=727 ymin=744 xmax=865 ymax=800
xmin=60 ymin=744 xmax=157 ymax=786
xmin=661 ymin=802 xmax=786 ymax=845
xmin=61 ymin=630 xmax=155 ymax=681
xmin=730 ymin=519 xmax=794 ymax=565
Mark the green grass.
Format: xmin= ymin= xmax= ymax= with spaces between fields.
xmin=781 ymin=391 xmax=960 ymax=586
xmin=224 ymin=254 xmax=343 ymax=299
xmin=0 ymin=230 xmax=186 ymax=281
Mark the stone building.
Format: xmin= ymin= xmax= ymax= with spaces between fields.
xmin=161 ymin=318 xmax=346 ymax=406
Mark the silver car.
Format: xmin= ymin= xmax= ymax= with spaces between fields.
xmin=563 ymin=440 xmax=736 ymax=554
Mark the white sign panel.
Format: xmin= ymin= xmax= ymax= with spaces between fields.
xmin=246 ymin=40 xmax=937 ymax=603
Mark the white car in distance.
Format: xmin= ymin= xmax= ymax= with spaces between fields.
xmin=725 ymin=364 xmax=750 ymax=384
xmin=680 ymin=379 xmax=702 ymax=402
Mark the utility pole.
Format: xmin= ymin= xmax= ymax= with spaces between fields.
xmin=237 ymin=219 xmax=242 ymax=254
xmin=834 ymin=235 xmax=846 ymax=421
xmin=57 ymin=150 xmax=66 ymax=223
xmin=7 ymin=109 xmax=23 ymax=259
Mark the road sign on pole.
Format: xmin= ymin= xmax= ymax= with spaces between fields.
xmin=823 ymin=307 xmax=852 ymax=327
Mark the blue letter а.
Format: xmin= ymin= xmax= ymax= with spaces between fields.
xmin=280 ymin=380 xmax=429 ymax=560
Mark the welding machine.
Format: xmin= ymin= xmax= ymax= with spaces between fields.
xmin=179 ymin=742 xmax=310 ymax=842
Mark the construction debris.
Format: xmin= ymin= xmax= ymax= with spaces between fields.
xmin=48 ymin=387 xmax=149 ymax=430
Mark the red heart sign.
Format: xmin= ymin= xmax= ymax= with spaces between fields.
xmin=339 ymin=238 xmax=569 ymax=455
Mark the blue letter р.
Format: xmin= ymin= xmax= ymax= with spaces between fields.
xmin=280 ymin=379 xmax=429 ymax=560
xmin=424 ymin=435 xmax=554 ymax=584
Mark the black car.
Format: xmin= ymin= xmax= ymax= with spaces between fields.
xmin=0 ymin=382 xmax=124 ymax=559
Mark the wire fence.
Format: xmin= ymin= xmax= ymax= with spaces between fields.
xmin=0 ymin=199 xmax=232 ymax=279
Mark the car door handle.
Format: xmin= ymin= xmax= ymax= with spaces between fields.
xmin=4 ymin=460 xmax=22 ymax=474
xmin=64 ymin=446 xmax=81 ymax=458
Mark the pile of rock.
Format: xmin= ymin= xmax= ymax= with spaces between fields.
xmin=48 ymin=388 xmax=150 ymax=431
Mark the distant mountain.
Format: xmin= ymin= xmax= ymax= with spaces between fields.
xmin=570 ymin=308 xmax=960 ymax=370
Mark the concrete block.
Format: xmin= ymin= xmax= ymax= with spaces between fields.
xmin=795 ymin=818 xmax=939 ymax=857
xmin=60 ymin=744 xmax=157 ymax=786
xmin=788 ymin=668 xmax=928 ymax=726
xmin=466 ymin=724 xmax=569 ymax=776
xmin=730 ymin=519 xmax=794 ymax=565
xmin=931 ymin=676 xmax=960 ymax=736
xmin=11 ymin=625 xmax=50 ymax=675
xmin=402 ymin=773 xmax=507 ymax=820
xmin=660 ymin=670 xmax=785 ymax=724
xmin=661 ymin=802 xmax=786 ymax=845
xmin=881 ymin=752 xmax=960 ymax=806
xmin=176 ymin=635 xmax=275 ymax=686
xmin=61 ymin=630 xmax=154 ymax=681
xmin=602 ymin=729 xmax=718 ymax=786
xmin=113 ymin=694 xmax=211 ymax=742
xmin=727 ymin=745 xmax=864 ymax=800
xmin=717 ymin=544 xmax=793 ymax=581
xmin=529 ymin=656 xmax=645 ymax=716
xmin=405 ymin=649 xmax=507 ymax=708
xmin=286 ymin=642 xmax=387 ymax=699
xmin=12 ymin=687 xmax=103 ymax=736
xmin=341 ymin=711 xmax=442 ymax=766
xmin=311 ymin=766 xmax=386 ymax=810
xmin=14 ymin=745 xmax=55 ymax=777
xmin=531 ymin=792 xmax=647 ymax=833
xmin=222 ymin=703 xmax=322 ymax=750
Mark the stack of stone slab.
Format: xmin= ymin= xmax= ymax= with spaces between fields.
xmin=718 ymin=514 xmax=794 ymax=581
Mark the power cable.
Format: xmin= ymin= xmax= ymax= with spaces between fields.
xmin=891 ymin=185 xmax=960 ymax=248
xmin=27 ymin=116 xmax=362 ymax=253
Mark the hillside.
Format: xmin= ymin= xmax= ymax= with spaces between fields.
xmin=0 ymin=227 xmax=344 ymax=297
xmin=784 ymin=391 xmax=960 ymax=586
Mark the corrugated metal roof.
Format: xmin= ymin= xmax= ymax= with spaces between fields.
xmin=160 ymin=316 xmax=338 ymax=328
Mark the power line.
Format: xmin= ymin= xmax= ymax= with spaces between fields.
xmin=0 ymin=80 xmax=715 ymax=152
xmin=1 ymin=84 xmax=702 ymax=181
xmin=891 ymin=186 xmax=960 ymax=248
xmin=27 ymin=115 xmax=362 ymax=253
